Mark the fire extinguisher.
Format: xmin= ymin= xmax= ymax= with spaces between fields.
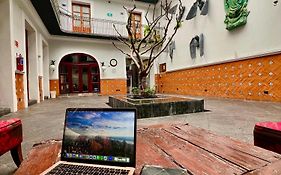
xmin=16 ymin=54 xmax=24 ymax=71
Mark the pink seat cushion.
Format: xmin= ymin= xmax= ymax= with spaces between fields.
xmin=254 ymin=121 xmax=281 ymax=154
xmin=255 ymin=121 xmax=281 ymax=131
xmin=0 ymin=118 xmax=23 ymax=155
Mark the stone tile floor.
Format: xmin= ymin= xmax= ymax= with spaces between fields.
xmin=1 ymin=95 xmax=281 ymax=174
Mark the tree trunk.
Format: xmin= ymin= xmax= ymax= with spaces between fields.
xmin=138 ymin=72 xmax=147 ymax=90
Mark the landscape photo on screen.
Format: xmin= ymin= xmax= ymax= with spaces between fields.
xmin=63 ymin=110 xmax=135 ymax=162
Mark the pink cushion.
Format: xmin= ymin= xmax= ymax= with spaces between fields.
xmin=255 ymin=121 xmax=281 ymax=131
xmin=254 ymin=121 xmax=281 ymax=154
xmin=0 ymin=118 xmax=23 ymax=155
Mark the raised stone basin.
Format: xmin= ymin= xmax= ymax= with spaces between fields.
xmin=108 ymin=95 xmax=204 ymax=119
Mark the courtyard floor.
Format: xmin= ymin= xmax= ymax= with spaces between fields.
xmin=1 ymin=94 xmax=281 ymax=174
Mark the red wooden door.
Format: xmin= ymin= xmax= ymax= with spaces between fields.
xmin=59 ymin=60 xmax=100 ymax=93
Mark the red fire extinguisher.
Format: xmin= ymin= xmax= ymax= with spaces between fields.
xmin=16 ymin=54 xmax=24 ymax=71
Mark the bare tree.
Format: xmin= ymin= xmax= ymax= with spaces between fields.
xmin=113 ymin=0 xmax=184 ymax=91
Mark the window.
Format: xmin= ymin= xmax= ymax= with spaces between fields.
xmin=72 ymin=3 xmax=91 ymax=33
xmin=130 ymin=12 xmax=142 ymax=39
xmin=159 ymin=63 xmax=166 ymax=73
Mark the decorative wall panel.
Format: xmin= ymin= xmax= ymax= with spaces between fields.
xmin=100 ymin=79 xmax=127 ymax=95
xmin=39 ymin=76 xmax=43 ymax=101
xmin=15 ymin=73 xmax=25 ymax=110
xmin=224 ymin=0 xmax=250 ymax=30
xmin=50 ymin=80 xmax=60 ymax=96
xmin=156 ymin=54 xmax=281 ymax=102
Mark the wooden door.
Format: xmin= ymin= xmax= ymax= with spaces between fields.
xmin=89 ymin=64 xmax=100 ymax=93
xmin=38 ymin=76 xmax=43 ymax=101
xmin=130 ymin=12 xmax=142 ymax=39
xmin=59 ymin=54 xmax=100 ymax=94
xmin=59 ymin=64 xmax=71 ymax=94
xmin=72 ymin=3 xmax=91 ymax=33
xmin=80 ymin=65 xmax=89 ymax=92
xmin=15 ymin=73 xmax=25 ymax=110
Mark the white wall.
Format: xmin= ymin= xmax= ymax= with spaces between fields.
xmin=38 ymin=34 xmax=43 ymax=77
xmin=0 ymin=0 xmax=15 ymax=111
xmin=43 ymin=42 xmax=50 ymax=98
xmin=0 ymin=0 xmax=49 ymax=112
xmin=1 ymin=0 xmax=50 ymax=111
xmin=20 ymin=0 xmax=50 ymax=104
xmin=92 ymin=0 xmax=152 ymax=22
xmin=49 ymin=38 xmax=127 ymax=80
xmin=157 ymin=0 xmax=281 ymax=72
xmin=27 ymin=28 xmax=39 ymax=101
xmin=12 ymin=0 xmax=28 ymax=109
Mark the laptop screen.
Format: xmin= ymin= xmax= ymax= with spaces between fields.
xmin=61 ymin=108 xmax=136 ymax=167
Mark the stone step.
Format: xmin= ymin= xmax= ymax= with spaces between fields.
xmin=0 ymin=108 xmax=11 ymax=117
xmin=28 ymin=99 xmax=37 ymax=106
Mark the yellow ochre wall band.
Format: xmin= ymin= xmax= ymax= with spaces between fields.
xmin=100 ymin=79 xmax=127 ymax=95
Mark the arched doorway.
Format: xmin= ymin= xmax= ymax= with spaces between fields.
xmin=59 ymin=53 xmax=100 ymax=94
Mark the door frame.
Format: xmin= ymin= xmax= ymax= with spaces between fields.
xmin=59 ymin=54 xmax=100 ymax=94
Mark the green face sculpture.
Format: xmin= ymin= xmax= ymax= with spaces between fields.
xmin=224 ymin=0 xmax=250 ymax=30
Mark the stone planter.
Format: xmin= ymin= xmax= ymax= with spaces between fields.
xmin=108 ymin=95 xmax=204 ymax=119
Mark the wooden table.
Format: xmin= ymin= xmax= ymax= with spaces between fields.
xmin=15 ymin=124 xmax=281 ymax=175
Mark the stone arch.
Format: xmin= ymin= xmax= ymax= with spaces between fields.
xmin=58 ymin=53 xmax=101 ymax=94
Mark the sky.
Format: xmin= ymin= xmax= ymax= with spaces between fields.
xmin=65 ymin=111 xmax=135 ymax=138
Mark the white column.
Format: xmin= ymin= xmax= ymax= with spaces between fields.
xmin=43 ymin=43 xmax=50 ymax=99
xmin=27 ymin=28 xmax=39 ymax=102
xmin=0 ymin=0 xmax=16 ymax=112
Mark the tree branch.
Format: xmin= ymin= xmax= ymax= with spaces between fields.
xmin=145 ymin=5 xmax=151 ymax=26
xmin=112 ymin=42 xmax=130 ymax=57
xmin=112 ymin=24 xmax=131 ymax=48
xmin=144 ymin=0 xmax=184 ymax=74
xmin=124 ymin=5 xmax=144 ymax=69
xmin=111 ymin=0 xmax=184 ymax=89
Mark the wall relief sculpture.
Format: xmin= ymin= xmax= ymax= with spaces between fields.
xmin=169 ymin=41 xmax=176 ymax=60
xmin=224 ymin=0 xmax=250 ymax=30
xmin=186 ymin=0 xmax=209 ymax=20
xmin=190 ymin=34 xmax=204 ymax=59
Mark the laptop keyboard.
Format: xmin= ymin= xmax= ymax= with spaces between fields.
xmin=46 ymin=163 xmax=130 ymax=175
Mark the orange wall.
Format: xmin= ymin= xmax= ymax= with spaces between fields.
xmin=156 ymin=54 xmax=281 ymax=102
xmin=100 ymin=79 xmax=127 ymax=95
xmin=49 ymin=80 xmax=60 ymax=96
xmin=15 ymin=73 xmax=25 ymax=110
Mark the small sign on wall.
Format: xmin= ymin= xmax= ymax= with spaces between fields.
xmin=16 ymin=54 xmax=24 ymax=72
xmin=15 ymin=40 xmax=19 ymax=48
xmin=107 ymin=12 xmax=113 ymax=17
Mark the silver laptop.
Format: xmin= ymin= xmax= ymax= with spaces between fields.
xmin=41 ymin=108 xmax=136 ymax=175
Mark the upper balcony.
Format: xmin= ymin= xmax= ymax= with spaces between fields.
xmin=31 ymin=0 xmax=161 ymax=40
xmin=51 ymin=0 xmax=128 ymax=38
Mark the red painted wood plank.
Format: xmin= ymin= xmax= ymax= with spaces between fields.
xmin=15 ymin=140 xmax=61 ymax=175
xmin=174 ymin=124 xmax=281 ymax=162
xmin=136 ymin=129 xmax=179 ymax=174
xmin=244 ymin=159 xmax=281 ymax=175
xmin=15 ymin=125 xmax=281 ymax=175
xmin=165 ymin=124 xmax=281 ymax=171
xmin=139 ymin=127 xmax=245 ymax=175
